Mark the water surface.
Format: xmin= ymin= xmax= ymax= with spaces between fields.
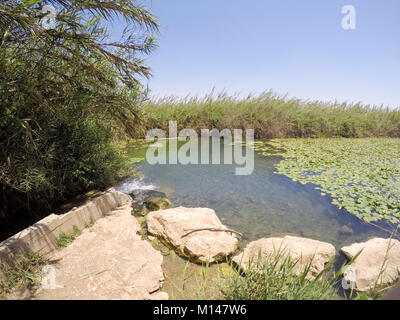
xmin=118 ymin=139 xmax=392 ymax=250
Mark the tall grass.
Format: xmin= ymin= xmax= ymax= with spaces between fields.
xmin=142 ymin=91 xmax=400 ymax=138
xmin=167 ymin=254 xmax=345 ymax=300
xmin=0 ymin=252 xmax=48 ymax=295
xmin=220 ymin=253 xmax=342 ymax=300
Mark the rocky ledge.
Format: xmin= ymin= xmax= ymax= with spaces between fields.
xmin=33 ymin=203 xmax=167 ymax=300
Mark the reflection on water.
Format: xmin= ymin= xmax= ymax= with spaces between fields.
xmin=120 ymin=139 xmax=392 ymax=250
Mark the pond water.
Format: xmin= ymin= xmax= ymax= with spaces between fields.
xmin=117 ymin=139 xmax=395 ymax=251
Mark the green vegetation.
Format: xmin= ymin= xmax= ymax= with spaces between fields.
xmin=142 ymin=91 xmax=400 ymax=138
xmin=0 ymin=1 xmax=158 ymax=221
xmin=253 ymin=138 xmax=400 ymax=224
xmin=166 ymin=253 xmax=350 ymax=300
xmin=164 ymin=258 xmax=230 ymax=300
xmin=84 ymin=215 xmax=94 ymax=229
xmin=57 ymin=225 xmax=81 ymax=247
xmin=221 ymin=253 xmax=393 ymax=300
xmin=0 ymin=252 xmax=47 ymax=294
xmin=221 ymin=256 xmax=341 ymax=300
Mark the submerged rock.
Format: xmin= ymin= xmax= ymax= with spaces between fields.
xmin=339 ymin=225 xmax=354 ymax=236
xmin=145 ymin=196 xmax=171 ymax=212
xmin=130 ymin=190 xmax=171 ymax=216
xmin=147 ymin=207 xmax=240 ymax=263
xmin=232 ymin=236 xmax=336 ymax=280
xmin=340 ymin=238 xmax=400 ymax=292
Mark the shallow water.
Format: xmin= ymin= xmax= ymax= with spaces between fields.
xmin=117 ymin=139 xmax=392 ymax=250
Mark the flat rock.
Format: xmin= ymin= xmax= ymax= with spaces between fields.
xmin=147 ymin=207 xmax=240 ymax=263
xmin=340 ymin=238 xmax=400 ymax=292
xmin=29 ymin=205 xmax=166 ymax=300
xmin=232 ymin=236 xmax=336 ymax=280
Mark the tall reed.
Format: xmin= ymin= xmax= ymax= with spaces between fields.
xmin=141 ymin=90 xmax=400 ymax=138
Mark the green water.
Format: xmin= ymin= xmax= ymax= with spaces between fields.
xmin=118 ymin=139 xmax=393 ymax=250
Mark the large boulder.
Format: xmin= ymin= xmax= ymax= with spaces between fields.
xmin=232 ymin=236 xmax=336 ymax=280
xmin=146 ymin=207 xmax=240 ymax=263
xmin=340 ymin=238 xmax=400 ymax=292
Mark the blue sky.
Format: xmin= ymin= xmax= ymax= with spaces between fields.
xmin=112 ymin=0 xmax=400 ymax=107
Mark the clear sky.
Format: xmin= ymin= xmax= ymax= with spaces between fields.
xmin=112 ymin=0 xmax=400 ymax=107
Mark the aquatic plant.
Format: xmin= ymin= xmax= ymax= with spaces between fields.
xmin=254 ymin=138 xmax=400 ymax=223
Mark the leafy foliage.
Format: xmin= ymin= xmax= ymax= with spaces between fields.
xmin=0 ymin=1 xmax=158 ymax=219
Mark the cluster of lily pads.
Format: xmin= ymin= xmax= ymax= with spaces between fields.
xmin=252 ymin=139 xmax=400 ymax=224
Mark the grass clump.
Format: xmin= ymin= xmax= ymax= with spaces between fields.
xmin=220 ymin=257 xmax=341 ymax=300
xmin=0 ymin=252 xmax=48 ymax=295
xmin=57 ymin=225 xmax=82 ymax=248
xmin=84 ymin=216 xmax=95 ymax=229
xmin=165 ymin=253 xmax=346 ymax=300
